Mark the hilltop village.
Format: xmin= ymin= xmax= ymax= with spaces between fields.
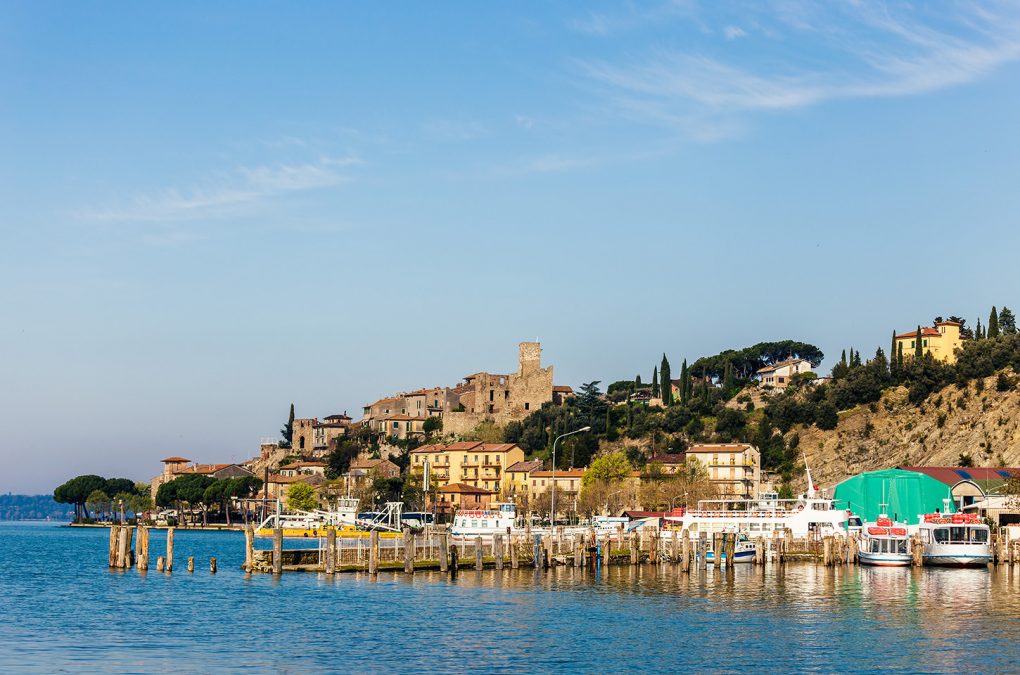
xmin=53 ymin=306 xmax=1020 ymax=528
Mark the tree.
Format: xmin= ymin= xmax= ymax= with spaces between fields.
xmin=915 ymin=326 xmax=923 ymax=359
xmin=815 ymin=402 xmax=838 ymax=430
xmin=54 ymin=474 xmax=107 ymax=521
xmin=659 ymin=355 xmax=672 ymax=404
xmin=577 ymin=478 xmax=638 ymax=516
xmin=582 ymin=451 xmax=632 ymax=486
xmin=280 ymin=403 xmax=295 ymax=449
xmin=998 ymin=307 xmax=1017 ymax=335
xmin=325 ymin=439 xmax=362 ymax=480
xmin=422 ymin=416 xmax=442 ymax=435
xmin=86 ymin=489 xmax=111 ymax=521
xmin=989 ymin=307 xmax=1000 ymax=339
xmin=679 ymin=359 xmax=689 ymax=404
xmin=976 ymin=318 xmax=984 ymax=340
xmin=890 ymin=330 xmax=899 ymax=376
xmin=651 ymin=366 xmax=659 ymax=398
xmin=285 ymin=483 xmax=318 ymax=512
xmin=723 ymin=361 xmax=735 ymax=395
xmin=635 ymin=374 xmax=642 ymax=386
xmin=465 ymin=420 xmax=504 ymax=443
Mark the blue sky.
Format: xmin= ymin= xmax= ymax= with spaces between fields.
xmin=3 ymin=1 xmax=1020 ymax=493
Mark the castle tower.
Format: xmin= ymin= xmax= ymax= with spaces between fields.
xmin=519 ymin=341 xmax=541 ymax=375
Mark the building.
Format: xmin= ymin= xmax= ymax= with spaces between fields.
xmin=685 ymin=444 xmax=761 ymax=499
xmin=899 ymin=466 xmax=1020 ymax=524
xmin=505 ymin=459 xmax=544 ymax=503
xmin=895 ymin=321 xmax=964 ymax=363
xmin=757 ymin=358 xmax=814 ymax=390
xmin=278 ymin=460 xmax=326 ymax=477
xmin=150 ymin=457 xmax=253 ymax=499
xmin=435 ymin=483 xmax=495 ymax=514
xmin=348 ymin=458 xmax=400 ymax=485
xmin=263 ymin=473 xmax=325 ymax=501
xmin=833 ymin=468 xmax=955 ymax=525
xmin=527 ymin=469 xmax=586 ymax=514
xmin=646 ymin=453 xmax=688 ymax=474
xmin=410 ymin=442 xmax=525 ymax=495
xmin=374 ymin=414 xmax=428 ymax=440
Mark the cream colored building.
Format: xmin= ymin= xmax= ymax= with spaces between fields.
xmin=757 ymin=358 xmax=814 ymax=390
xmin=895 ymin=321 xmax=964 ymax=364
xmin=410 ymin=442 xmax=525 ymax=495
xmin=685 ymin=443 xmax=761 ymax=499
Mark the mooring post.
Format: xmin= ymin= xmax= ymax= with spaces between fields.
xmin=244 ymin=525 xmax=254 ymax=573
xmin=533 ymin=534 xmax=542 ymax=569
xmin=108 ymin=525 xmax=118 ymax=568
xmin=187 ymin=556 xmax=195 ymax=573
xmin=325 ymin=528 xmax=336 ymax=574
xmin=494 ymin=533 xmax=504 ymax=570
xmin=574 ymin=534 xmax=583 ymax=568
xmin=210 ymin=557 xmax=217 ymax=574
xmin=681 ymin=531 xmax=691 ymax=573
xmin=439 ymin=532 xmax=449 ymax=572
xmin=474 ymin=536 xmax=483 ymax=571
xmin=725 ymin=533 xmax=736 ymax=570
xmin=629 ymin=531 xmax=639 ymax=565
xmin=698 ymin=532 xmax=708 ymax=571
xmin=450 ymin=542 xmax=459 ymax=575
xmin=272 ymin=526 xmax=283 ymax=575
xmin=404 ymin=530 xmax=415 ymax=574
xmin=166 ymin=527 xmax=175 ymax=573
xmin=156 ymin=555 xmax=165 ymax=572
xmin=511 ymin=534 xmax=519 ymax=569
xmin=368 ymin=529 xmax=379 ymax=575
xmin=116 ymin=526 xmax=131 ymax=569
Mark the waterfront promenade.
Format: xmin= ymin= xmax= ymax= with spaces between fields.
xmin=3 ymin=521 xmax=1020 ymax=673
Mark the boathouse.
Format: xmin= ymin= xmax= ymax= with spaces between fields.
xmin=833 ymin=468 xmax=955 ymax=525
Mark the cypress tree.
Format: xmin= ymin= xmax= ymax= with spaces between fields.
xmin=635 ymin=374 xmax=642 ymax=386
xmin=723 ymin=361 xmax=735 ymax=394
xmin=890 ymin=330 xmax=898 ymax=375
xmin=915 ymin=325 xmax=923 ymax=358
xmin=651 ymin=366 xmax=659 ymax=398
xmin=280 ymin=403 xmax=295 ymax=449
xmin=999 ymin=306 xmax=1017 ymax=335
xmin=660 ymin=354 xmax=672 ymax=405
xmin=988 ymin=306 xmax=1000 ymax=338
xmin=679 ymin=359 xmax=689 ymax=404
xmin=976 ymin=318 xmax=983 ymax=340
xmin=897 ymin=342 xmax=904 ymax=372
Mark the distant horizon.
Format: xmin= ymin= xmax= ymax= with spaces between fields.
xmin=4 ymin=2 xmax=1020 ymax=493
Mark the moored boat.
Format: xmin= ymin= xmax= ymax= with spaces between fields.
xmin=918 ymin=513 xmax=991 ymax=567
xmin=858 ymin=516 xmax=911 ymax=566
xmin=704 ymin=533 xmax=756 ymax=564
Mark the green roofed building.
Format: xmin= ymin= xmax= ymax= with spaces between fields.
xmin=833 ymin=468 xmax=955 ymax=525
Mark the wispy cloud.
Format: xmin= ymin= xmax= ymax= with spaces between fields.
xmin=575 ymin=1 xmax=1020 ymax=133
xmin=82 ymin=155 xmax=359 ymax=223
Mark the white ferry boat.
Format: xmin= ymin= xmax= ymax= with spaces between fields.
xmin=254 ymin=497 xmax=403 ymax=538
xmin=858 ymin=516 xmax=911 ymax=567
xmin=450 ymin=503 xmax=517 ymax=543
xmin=917 ymin=513 xmax=991 ymax=567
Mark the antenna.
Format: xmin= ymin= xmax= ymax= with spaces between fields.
xmin=803 ymin=452 xmax=816 ymax=499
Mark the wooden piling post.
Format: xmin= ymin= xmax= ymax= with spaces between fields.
xmin=135 ymin=526 xmax=147 ymax=570
xmin=210 ymin=557 xmax=217 ymax=574
xmin=681 ymin=531 xmax=691 ymax=573
xmin=698 ymin=532 xmax=708 ymax=570
xmin=725 ymin=533 xmax=736 ymax=571
xmin=494 ymin=534 xmax=504 ymax=571
xmin=115 ymin=526 xmax=131 ymax=569
xmin=368 ymin=529 xmax=379 ymax=575
xmin=325 ymin=528 xmax=336 ymax=574
xmin=573 ymin=534 xmax=583 ymax=568
xmin=272 ymin=526 xmax=283 ymax=575
xmin=244 ymin=525 xmax=254 ymax=573
xmin=450 ymin=542 xmax=459 ymax=575
xmin=474 ymin=536 xmax=484 ymax=571
xmin=511 ymin=535 xmax=520 ymax=569
xmin=439 ymin=532 xmax=449 ymax=572
xmin=912 ymin=533 xmax=924 ymax=567
xmin=404 ymin=531 xmax=415 ymax=574
xmin=545 ymin=534 xmax=554 ymax=568
xmin=156 ymin=555 xmax=165 ymax=572
xmin=166 ymin=527 xmax=175 ymax=573
xmin=109 ymin=525 xmax=118 ymax=568
xmin=533 ymin=534 xmax=542 ymax=569
xmin=187 ymin=556 xmax=195 ymax=573
xmin=629 ymin=531 xmax=639 ymax=565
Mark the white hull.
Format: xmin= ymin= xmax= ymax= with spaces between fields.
xmin=858 ymin=552 xmax=912 ymax=567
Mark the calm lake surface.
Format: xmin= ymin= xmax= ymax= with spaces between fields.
xmin=3 ymin=521 xmax=1020 ymax=673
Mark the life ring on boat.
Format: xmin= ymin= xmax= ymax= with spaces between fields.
xmin=797 ymin=505 xmax=804 ymax=512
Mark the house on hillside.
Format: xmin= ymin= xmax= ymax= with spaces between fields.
xmin=894 ymin=321 xmax=964 ymax=364
xmin=756 ymin=358 xmax=814 ymax=390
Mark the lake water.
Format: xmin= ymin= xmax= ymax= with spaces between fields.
xmin=2 ymin=521 xmax=1020 ymax=673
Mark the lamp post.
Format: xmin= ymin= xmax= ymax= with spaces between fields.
xmin=551 ymin=426 xmax=591 ymax=526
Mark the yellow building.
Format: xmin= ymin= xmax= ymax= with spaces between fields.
xmin=410 ymin=442 xmax=525 ymax=495
xmin=685 ymin=443 xmax=761 ymax=500
xmin=895 ymin=321 xmax=963 ymax=363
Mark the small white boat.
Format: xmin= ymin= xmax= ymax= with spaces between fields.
xmin=858 ymin=516 xmax=911 ymax=567
xmin=704 ymin=533 xmax=756 ymax=564
xmin=450 ymin=502 xmax=516 ymax=543
xmin=918 ymin=513 xmax=991 ymax=567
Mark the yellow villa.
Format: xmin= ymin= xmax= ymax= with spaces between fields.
xmin=410 ymin=442 xmax=524 ymax=495
xmin=685 ymin=443 xmax=761 ymax=500
xmin=895 ymin=321 xmax=963 ymax=364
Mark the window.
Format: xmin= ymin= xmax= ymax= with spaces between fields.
xmin=910 ymin=340 xmax=915 ymax=348
xmin=504 ymin=390 xmax=509 ymax=399
xmin=524 ymin=403 xmax=530 ymax=411
xmin=392 ymin=422 xmax=399 ymax=429
xmin=489 ymin=390 xmax=494 ymax=402
xmin=299 ymin=436 xmax=305 ymax=449
xmin=923 ymin=339 xmax=928 ymax=347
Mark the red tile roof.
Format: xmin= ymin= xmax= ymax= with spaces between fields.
xmin=530 ymin=469 xmax=586 ymax=478
xmin=687 ymin=443 xmax=753 ymax=452
xmin=648 ymin=453 xmax=687 ymax=465
xmin=506 ymin=460 xmax=544 ymax=473
xmin=439 ymin=483 xmax=495 ymax=495
xmin=896 ymin=327 xmax=942 ymax=339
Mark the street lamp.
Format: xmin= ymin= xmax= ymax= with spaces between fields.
xmin=551 ymin=426 xmax=591 ymax=526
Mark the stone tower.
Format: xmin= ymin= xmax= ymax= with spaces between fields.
xmin=518 ymin=341 xmax=541 ymax=375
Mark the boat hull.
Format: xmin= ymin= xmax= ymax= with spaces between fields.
xmin=923 ymin=555 xmax=991 ymax=567
xmin=858 ymin=552 xmax=912 ymax=567
xmin=704 ymin=549 xmax=755 ymax=564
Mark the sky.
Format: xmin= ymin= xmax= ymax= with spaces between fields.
xmin=2 ymin=1 xmax=1020 ymax=493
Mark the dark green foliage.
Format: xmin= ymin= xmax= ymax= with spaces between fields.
xmin=104 ymin=478 xmax=138 ymax=496
xmin=764 ymin=394 xmax=817 ymax=432
xmin=280 ymin=403 xmax=295 ymax=449
xmin=999 ymin=307 xmax=1016 ymax=336
xmin=679 ymin=359 xmax=690 ymax=404
xmin=651 ymin=366 xmax=659 ymax=398
xmin=713 ymin=408 xmax=747 ymax=442
xmin=988 ymin=307 xmax=1000 ymax=339
xmin=659 ymin=355 xmax=671 ymax=405
xmin=958 ymin=453 xmax=974 ymax=468
xmin=422 ymin=416 xmax=442 ymax=434
xmin=997 ymin=372 xmax=1014 ymax=392
xmin=828 ymin=351 xmax=890 ymax=410
xmin=915 ymin=326 xmax=923 ymax=359
xmin=815 ymin=402 xmax=838 ymax=430
xmin=890 ymin=330 xmax=898 ymax=376
xmin=690 ymin=341 xmax=824 ymax=379
xmin=53 ymin=474 xmax=107 ymax=520
xmin=325 ymin=439 xmax=362 ymax=479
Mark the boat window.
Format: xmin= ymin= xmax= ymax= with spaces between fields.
xmin=871 ymin=540 xmax=882 ymax=553
xmin=481 ymin=520 xmax=487 ymax=528
xmin=950 ymin=527 xmax=968 ymax=543
xmin=897 ymin=539 xmax=908 ymax=554
xmin=933 ymin=528 xmax=949 ymax=543
xmin=971 ymin=527 xmax=989 ymax=543
xmin=471 ymin=520 xmax=477 ymax=528
xmin=812 ymin=503 xmax=828 ymax=511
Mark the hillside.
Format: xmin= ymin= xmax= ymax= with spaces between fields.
xmin=796 ymin=372 xmax=1020 ymax=490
